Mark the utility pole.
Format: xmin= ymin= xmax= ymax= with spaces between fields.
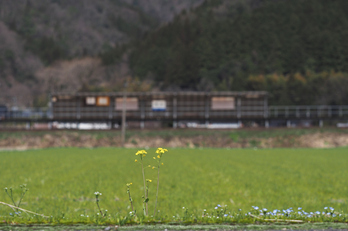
xmin=121 ymin=93 xmax=127 ymax=146
xmin=121 ymin=81 xmax=128 ymax=147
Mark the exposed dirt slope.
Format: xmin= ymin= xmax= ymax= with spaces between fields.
xmin=0 ymin=130 xmax=347 ymax=150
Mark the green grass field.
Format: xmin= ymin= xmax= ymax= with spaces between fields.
xmin=0 ymin=147 xmax=347 ymax=225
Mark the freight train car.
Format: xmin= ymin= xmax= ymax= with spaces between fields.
xmin=51 ymin=91 xmax=268 ymax=127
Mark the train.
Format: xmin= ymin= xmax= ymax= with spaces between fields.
xmin=1 ymin=91 xmax=346 ymax=129
xmin=51 ymin=91 xmax=268 ymax=128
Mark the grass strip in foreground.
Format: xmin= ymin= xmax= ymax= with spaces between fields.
xmin=0 ymin=222 xmax=348 ymax=230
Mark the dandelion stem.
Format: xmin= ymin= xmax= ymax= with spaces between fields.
xmin=7 ymin=188 xmax=16 ymax=208
xmin=96 ymin=199 xmax=104 ymax=217
xmin=146 ymin=183 xmax=149 ymax=215
xmin=127 ymin=187 xmax=134 ymax=213
xmin=141 ymin=157 xmax=147 ymax=216
xmin=142 ymin=197 xmax=146 ymax=216
xmin=17 ymin=189 xmax=27 ymax=210
xmin=94 ymin=192 xmax=104 ymax=217
xmin=154 ymin=164 xmax=160 ymax=217
xmin=153 ymin=148 xmax=167 ymax=217
xmin=141 ymin=162 xmax=147 ymax=216
xmin=135 ymin=150 xmax=148 ymax=216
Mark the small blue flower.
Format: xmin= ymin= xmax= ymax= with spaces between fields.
xmin=253 ymin=206 xmax=259 ymax=210
xmin=214 ymin=207 xmax=218 ymax=209
xmin=298 ymin=211 xmax=302 ymax=215
xmin=324 ymin=207 xmax=328 ymax=209
xmin=273 ymin=210 xmax=278 ymax=214
xmin=332 ymin=214 xmax=336 ymax=217
xmin=9 ymin=213 xmax=13 ymax=216
xmin=330 ymin=207 xmax=334 ymax=211
xmin=263 ymin=208 xmax=267 ymax=211
xmin=224 ymin=214 xmax=228 ymax=217
xmin=298 ymin=207 xmax=302 ymax=210
xmin=316 ymin=211 xmax=320 ymax=215
xmin=217 ymin=204 xmax=221 ymax=207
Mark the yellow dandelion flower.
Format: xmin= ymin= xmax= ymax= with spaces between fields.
xmin=152 ymin=166 xmax=155 ymax=169
xmin=135 ymin=159 xmax=138 ymax=162
xmin=156 ymin=147 xmax=168 ymax=154
xmin=157 ymin=155 xmax=160 ymax=158
xmin=153 ymin=157 xmax=156 ymax=159
xmin=136 ymin=150 xmax=147 ymax=156
xmin=148 ymin=165 xmax=151 ymax=167
xmin=161 ymin=163 xmax=164 ymax=165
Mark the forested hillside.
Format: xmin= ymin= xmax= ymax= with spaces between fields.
xmin=0 ymin=0 xmax=203 ymax=106
xmin=129 ymin=0 xmax=348 ymax=104
xmin=0 ymin=0 xmax=347 ymax=106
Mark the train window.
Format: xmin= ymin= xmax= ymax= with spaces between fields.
xmin=152 ymin=100 xmax=166 ymax=111
xmin=85 ymin=97 xmax=96 ymax=105
xmin=245 ymin=94 xmax=259 ymax=98
xmin=58 ymin=95 xmax=73 ymax=100
xmin=211 ymin=97 xmax=235 ymax=110
xmin=115 ymin=97 xmax=138 ymax=110
xmin=96 ymin=96 xmax=110 ymax=106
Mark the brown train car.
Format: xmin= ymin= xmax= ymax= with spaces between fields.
xmin=51 ymin=91 xmax=268 ymax=123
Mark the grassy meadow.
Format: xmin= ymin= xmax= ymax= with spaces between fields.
xmin=0 ymin=147 xmax=347 ymax=225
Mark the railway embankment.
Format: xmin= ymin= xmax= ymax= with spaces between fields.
xmin=0 ymin=128 xmax=348 ymax=150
